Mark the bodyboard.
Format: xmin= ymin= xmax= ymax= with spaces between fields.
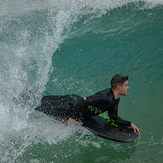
xmin=81 ymin=116 xmax=138 ymax=143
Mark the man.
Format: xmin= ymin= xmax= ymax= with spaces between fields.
xmin=35 ymin=74 xmax=140 ymax=135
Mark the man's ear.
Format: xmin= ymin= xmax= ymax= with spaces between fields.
xmin=117 ymin=85 xmax=121 ymax=91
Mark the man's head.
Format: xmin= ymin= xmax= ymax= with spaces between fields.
xmin=110 ymin=74 xmax=129 ymax=96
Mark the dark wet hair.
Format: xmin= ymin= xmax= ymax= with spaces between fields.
xmin=110 ymin=74 xmax=129 ymax=90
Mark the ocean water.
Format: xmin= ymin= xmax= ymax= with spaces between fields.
xmin=0 ymin=0 xmax=163 ymax=162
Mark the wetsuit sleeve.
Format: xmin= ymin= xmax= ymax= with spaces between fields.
xmin=108 ymin=103 xmax=131 ymax=126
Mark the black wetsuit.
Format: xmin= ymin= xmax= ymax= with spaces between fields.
xmin=35 ymin=88 xmax=131 ymax=126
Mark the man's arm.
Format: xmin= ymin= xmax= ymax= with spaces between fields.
xmin=109 ymin=114 xmax=131 ymax=126
xmin=108 ymin=103 xmax=140 ymax=135
xmin=108 ymin=101 xmax=131 ymax=126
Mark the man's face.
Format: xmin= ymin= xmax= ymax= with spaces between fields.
xmin=119 ymin=81 xmax=129 ymax=96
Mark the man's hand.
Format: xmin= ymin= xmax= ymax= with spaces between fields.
xmin=68 ymin=118 xmax=80 ymax=125
xmin=130 ymin=123 xmax=140 ymax=135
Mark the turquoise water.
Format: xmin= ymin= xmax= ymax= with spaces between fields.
xmin=0 ymin=0 xmax=163 ymax=162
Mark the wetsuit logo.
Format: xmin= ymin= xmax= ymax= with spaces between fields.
xmin=89 ymin=106 xmax=118 ymax=127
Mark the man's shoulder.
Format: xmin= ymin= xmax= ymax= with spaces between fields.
xmin=95 ymin=88 xmax=112 ymax=95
